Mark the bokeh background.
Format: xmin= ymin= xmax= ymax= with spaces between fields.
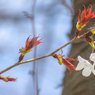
xmin=0 ymin=0 xmax=73 ymax=95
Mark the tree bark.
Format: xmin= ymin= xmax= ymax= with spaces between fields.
xmin=62 ymin=0 xmax=95 ymax=95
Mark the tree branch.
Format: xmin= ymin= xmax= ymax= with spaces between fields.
xmin=0 ymin=33 xmax=86 ymax=74
xmin=0 ymin=31 xmax=89 ymax=74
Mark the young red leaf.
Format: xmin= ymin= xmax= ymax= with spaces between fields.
xmin=53 ymin=53 xmax=76 ymax=73
xmin=0 ymin=76 xmax=17 ymax=82
xmin=19 ymin=34 xmax=43 ymax=61
xmin=76 ymin=5 xmax=95 ymax=36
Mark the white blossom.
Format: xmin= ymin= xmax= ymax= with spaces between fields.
xmin=90 ymin=53 xmax=95 ymax=62
xmin=76 ymin=55 xmax=95 ymax=77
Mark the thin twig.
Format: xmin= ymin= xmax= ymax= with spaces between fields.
xmin=0 ymin=36 xmax=80 ymax=74
xmin=0 ymin=32 xmax=88 ymax=74
xmin=0 ymin=62 xmax=20 ymax=74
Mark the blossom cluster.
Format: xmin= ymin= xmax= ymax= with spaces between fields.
xmin=76 ymin=53 xmax=95 ymax=77
xmin=53 ymin=52 xmax=95 ymax=77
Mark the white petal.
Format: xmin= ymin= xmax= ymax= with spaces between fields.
xmin=76 ymin=56 xmax=89 ymax=70
xmin=76 ymin=62 xmax=84 ymax=70
xmin=91 ymin=64 xmax=95 ymax=75
xmin=78 ymin=56 xmax=91 ymax=66
xmin=82 ymin=68 xmax=91 ymax=77
xmin=78 ymin=56 xmax=88 ymax=63
xmin=85 ymin=61 xmax=92 ymax=67
xmin=90 ymin=53 xmax=95 ymax=61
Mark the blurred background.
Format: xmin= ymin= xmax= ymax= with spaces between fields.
xmin=0 ymin=0 xmax=73 ymax=95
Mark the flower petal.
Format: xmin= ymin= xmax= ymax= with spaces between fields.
xmin=78 ymin=55 xmax=91 ymax=67
xmin=76 ymin=56 xmax=85 ymax=70
xmin=82 ymin=68 xmax=91 ymax=77
xmin=90 ymin=64 xmax=95 ymax=75
xmin=90 ymin=53 xmax=95 ymax=61
xmin=76 ymin=62 xmax=84 ymax=70
xmin=78 ymin=56 xmax=87 ymax=63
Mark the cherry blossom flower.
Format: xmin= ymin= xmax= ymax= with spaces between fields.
xmin=76 ymin=55 xmax=95 ymax=77
xmin=90 ymin=53 xmax=95 ymax=62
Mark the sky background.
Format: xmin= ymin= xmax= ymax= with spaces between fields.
xmin=0 ymin=0 xmax=73 ymax=95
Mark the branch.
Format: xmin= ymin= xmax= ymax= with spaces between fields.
xmin=0 ymin=62 xmax=20 ymax=74
xmin=0 ymin=36 xmax=80 ymax=74
xmin=0 ymin=31 xmax=88 ymax=74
